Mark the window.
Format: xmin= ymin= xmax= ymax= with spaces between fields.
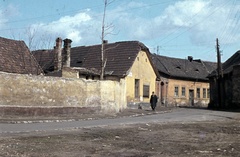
xmin=197 ymin=88 xmax=200 ymax=98
xmin=203 ymin=88 xmax=206 ymax=98
xmin=143 ymin=85 xmax=150 ymax=98
xmin=174 ymin=86 xmax=179 ymax=97
xmin=207 ymin=88 xmax=210 ymax=98
xmin=182 ymin=87 xmax=186 ymax=97
xmin=135 ymin=79 xmax=140 ymax=98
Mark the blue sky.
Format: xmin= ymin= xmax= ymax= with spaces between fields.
xmin=0 ymin=0 xmax=240 ymax=62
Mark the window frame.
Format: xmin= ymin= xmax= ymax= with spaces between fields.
xmin=207 ymin=88 xmax=210 ymax=98
xmin=181 ymin=86 xmax=186 ymax=97
xmin=174 ymin=86 xmax=179 ymax=97
xmin=203 ymin=88 xmax=207 ymax=98
xmin=143 ymin=84 xmax=150 ymax=98
xmin=197 ymin=88 xmax=201 ymax=99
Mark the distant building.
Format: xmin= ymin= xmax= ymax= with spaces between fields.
xmin=152 ymin=54 xmax=216 ymax=107
xmin=0 ymin=37 xmax=43 ymax=75
xmin=208 ymin=50 xmax=240 ymax=109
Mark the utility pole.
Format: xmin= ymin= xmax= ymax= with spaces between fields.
xmin=100 ymin=0 xmax=107 ymax=80
xmin=216 ymin=38 xmax=223 ymax=108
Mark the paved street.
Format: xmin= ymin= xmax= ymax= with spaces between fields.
xmin=0 ymin=108 xmax=239 ymax=134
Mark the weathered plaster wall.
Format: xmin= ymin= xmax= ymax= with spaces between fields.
xmin=62 ymin=67 xmax=79 ymax=78
xmin=166 ymin=79 xmax=210 ymax=107
xmin=0 ymin=72 xmax=126 ymax=113
xmin=125 ymin=50 xmax=157 ymax=103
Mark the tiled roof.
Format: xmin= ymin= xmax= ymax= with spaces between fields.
xmin=152 ymin=54 xmax=217 ymax=81
xmin=0 ymin=37 xmax=43 ymax=75
xmin=71 ymin=41 xmax=152 ymax=77
xmin=33 ymin=41 xmax=158 ymax=78
xmin=32 ymin=49 xmax=55 ymax=73
xmin=209 ymin=50 xmax=240 ymax=77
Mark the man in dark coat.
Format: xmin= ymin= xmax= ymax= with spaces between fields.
xmin=150 ymin=91 xmax=158 ymax=111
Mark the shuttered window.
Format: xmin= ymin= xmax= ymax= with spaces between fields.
xmin=143 ymin=85 xmax=150 ymax=98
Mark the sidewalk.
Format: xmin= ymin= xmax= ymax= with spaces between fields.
xmin=0 ymin=106 xmax=174 ymax=124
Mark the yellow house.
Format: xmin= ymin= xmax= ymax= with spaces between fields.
xmin=33 ymin=39 xmax=160 ymax=106
xmin=125 ymin=49 xmax=158 ymax=103
xmin=152 ymin=55 xmax=216 ymax=107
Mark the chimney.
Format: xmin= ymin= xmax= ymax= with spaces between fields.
xmin=54 ymin=37 xmax=62 ymax=71
xmin=103 ymin=40 xmax=108 ymax=44
xmin=62 ymin=38 xmax=72 ymax=68
xmin=188 ymin=56 xmax=193 ymax=62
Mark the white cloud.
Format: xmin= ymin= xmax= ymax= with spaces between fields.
xmin=116 ymin=0 xmax=240 ymax=46
xmin=28 ymin=0 xmax=240 ymax=49
xmin=30 ymin=10 xmax=102 ymax=47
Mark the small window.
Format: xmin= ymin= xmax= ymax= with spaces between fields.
xmin=174 ymin=86 xmax=179 ymax=97
xmin=135 ymin=79 xmax=140 ymax=98
xmin=182 ymin=87 xmax=186 ymax=97
xmin=207 ymin=88 xmax=210 ymax=98
xmin=197 ymin=88 xmax=200 ymax=98
xmin=203 ymin=88 xmax=206 ymax=98
xmin=143 ymin=85 xmax=150 ymax=98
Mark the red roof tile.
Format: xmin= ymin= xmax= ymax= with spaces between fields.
xmin=33 ymin=41 xmax=158 ymax=78
xmin=0 ymin=37 xmax=43 ymax=75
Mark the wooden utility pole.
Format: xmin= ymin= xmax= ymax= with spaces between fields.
xmin=100 ymin=0 xmax=107 ymax=80
xmin=216 ymin=38 xmax=223 ymax=108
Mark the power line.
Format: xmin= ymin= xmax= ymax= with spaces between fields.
xmin=0 ymin=1 xmax=176 ymax=32
xmin=0 ymin=0 xmax=173 ymax=25
xmin=160 ymin=0 xmax=232 ymax=46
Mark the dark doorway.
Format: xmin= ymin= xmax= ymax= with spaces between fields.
xmin=161 ymin=82 xmax=164 ymax=104
xmin=189 ymin=90 xmax=194 ymax=106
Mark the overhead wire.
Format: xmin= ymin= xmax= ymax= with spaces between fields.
xmin=154 ymin=0 xmax=233 ymax=61
xmin=0 ymin=0 xmax=238 ymax=60
xmin=160 ymin=0 xmax=232 ymax=46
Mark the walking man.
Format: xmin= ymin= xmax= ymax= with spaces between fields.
xmin=150 ymin=91 xmax=158 ymax=111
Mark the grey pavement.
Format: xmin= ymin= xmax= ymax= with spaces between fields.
xmin=0 ymin=108 xmax=239 ymax=135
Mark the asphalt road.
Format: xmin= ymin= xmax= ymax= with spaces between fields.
xmin=0 ymin=108 xmax=239 ymax=135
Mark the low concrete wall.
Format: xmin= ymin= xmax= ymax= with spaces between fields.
xmin=0 ymin=72 xmax=127 ymax=114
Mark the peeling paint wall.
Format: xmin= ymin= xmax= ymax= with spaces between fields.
xmin=125 ymin=50 xmax=157 ymax=103
xmin=166 ymin=79 xmax=210 ymax=107
xmin=0 ymin=72 xmax=126 ymax=113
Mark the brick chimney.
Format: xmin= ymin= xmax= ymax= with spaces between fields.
xmin=188 ymin=56 xmax=193 ymax=62
xmin=62 ymin=38 xmax=72 ymax=68
xmin=54 ymin=37 xmax=62 ymax=71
